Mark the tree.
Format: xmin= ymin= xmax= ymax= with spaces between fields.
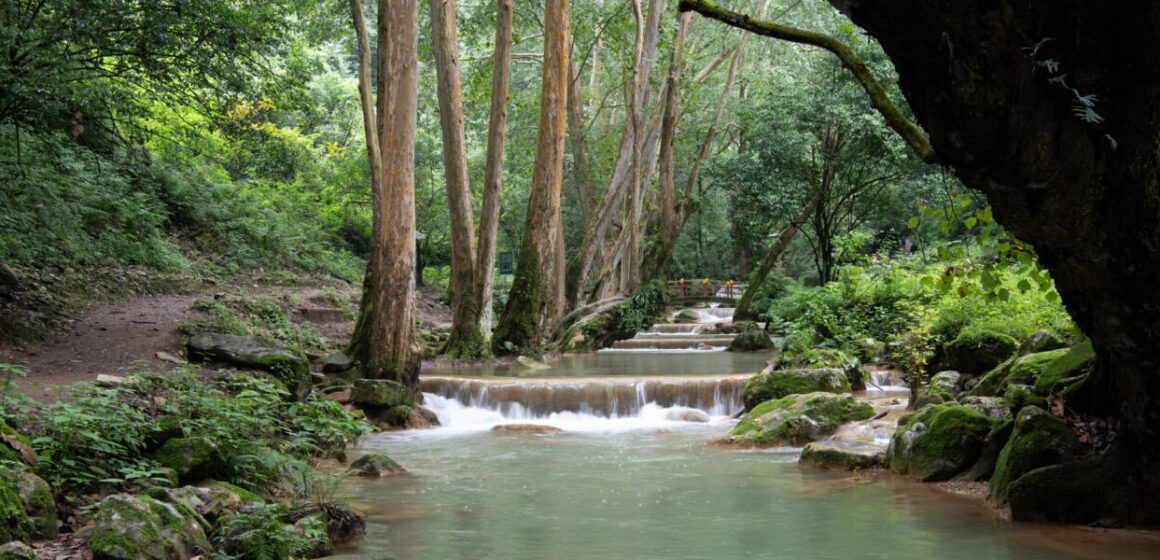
xmin=346 ymin=0 xmax=421 ymax=390
xmin=683 ymin=0 xmax=1160 ymax=524
xmin=428 ymin=0 xmax=485 ymax=357
xmin=491 ymin=0 xmax=570 ymax=354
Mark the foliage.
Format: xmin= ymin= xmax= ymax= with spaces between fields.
xmin=210 ymin=503 xmax=322 ymax=560
xmin=10 ymin=368 xmax=370 ymax=496
xmin=182 ymin=296 xmax=329 ymax=352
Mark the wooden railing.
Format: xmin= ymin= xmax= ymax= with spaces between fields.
xmin=666 ymin=279 xmax=745 ymax=300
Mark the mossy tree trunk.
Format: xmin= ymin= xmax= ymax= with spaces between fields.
xmin=428 ymin=0 xmax=485 ymax=358
xmin=346 ymin=0 xmax=421 ymax=390
xmin=491 ymin=0 xmax=569 ymax=355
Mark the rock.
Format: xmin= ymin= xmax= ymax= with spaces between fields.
xmin=321 ymin=353 xmax=355 ymax=374
xmin=367 ymin=405 xmax=416 ymax=430
xmin=347 ymin=454 xmax=406 ymax=476
xmin=413 ymin=406 xmax=440 ymax=428
xmin=187 ymin=332 xmax=310 ymax=401
xmin=942 ymin=329 xmax=1018 ymax=375
xmin=1032 ymin=340 xmax=1095 ymax=396
xmin=1018 ymin=330 xmax=1067 ymax=355
xmin=957 ymin=396 xmax=1010 ymax=419
xmin=154 ymin=437 xmax=223 ymax=483
xmin=1 ymin=434 xmax=37 ymax=467
xmin=968 ymin=348 xmax=1069 ymax=397
xmin=0 ymin=263 xmax=21 ymax=297
xmin=727 ymin=327 xmax=776 ymax=352
xmin=782 ymin=349 xmax=868 ymax=391
xmin=799 ymin=442 xmax=885 ymax=470
xmin=990 ymin=406 xmax=1084 ymax=502
xmin=514 ymin=355 xmax=550 ymax=370
xmin=743 ymin=368 xmax=851 ymax=408
xmin=350 ymin=379 xmax=414 ymax=409
xmin=0 ymin=465 xmax=55 ymax=543
xmin=311 ymin=372 xmax=326 ymax=385
xmin=143 ymin=416 xmax=185 ymax=451
xmin=665 ymin=408 xmax=711 ymax=423
xmin=327 ymin=388 xmax=353 ymax=404
xmin=144 ymin=484 xmax=255 ymax=525
xmin=1006 ymin=453 xmax=1143 ymax=524
xmin=911 ymin=392 xmax=949 ymax=409
xmin=95 ymin=374 xmax=135 ymax=388
xmin=1002 ymin=384 xmax=1047 ymax=413
xmin=155 ymin=351 xmax=188 ymax=365
xmin=90 ymin=494 xmax=210 ymax=560
xmin=928 ymin=371 xmax=962 ymax=396
xmin=491 ymin=424 xmax=564 ymax=434
xmin=887 ymin=404 xmax=997 ymax=481
xmin=0 ymin=541 xmax=40 ymax=560
xmin=672 ymin=310 xmax=700 ymax=324
xmin=722 ymin=392 xmax=875 ymax=447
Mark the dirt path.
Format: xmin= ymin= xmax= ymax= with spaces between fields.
xmin=0 ymin=284 xmax=454 ymax=402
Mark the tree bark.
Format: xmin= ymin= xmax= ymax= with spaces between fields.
xmin=733 ymin=190 xmax=820 ymax=321
xmin=347 ymin=0 xmax=421 ymax=390
xmin=567 ymin=53 xmax=595 ymax=229
xmin=474 ymin=0 xmax=514 ymax=347
xmin=429 ymin=0 xmax=483 ymax=357
xmin=492 ymin=0 xmax=570 ymax=354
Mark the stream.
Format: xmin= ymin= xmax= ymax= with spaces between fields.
xmin=337 ymin=307 xmax=1157 ymax=559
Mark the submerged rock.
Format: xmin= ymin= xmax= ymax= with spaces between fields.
xmin=90 ymin=494 xmax=210 ymax=560
xmin=887 ymin=404 xmax=997 ymax=481
xmin=799 ymin=442 xmax=884 ymax=470
xmin=491 ymin=424 xmax=563 ymax=434
xmin=665 ymin=408 xmax=711 ymax=423
xmin=348 ymin=454 xmax=406 ymax=476
xmin=187 ymin=332 xmax=310 ymax=400
xmin=990 ymin=406 xmax=1084 ymax=502
xmin=743 ymin=368 xmax=850 ymax=408
xmin=723 ymin=392 xmax=874 ymax=447
xmin=514 ymin=355 xmax=551 ymax=370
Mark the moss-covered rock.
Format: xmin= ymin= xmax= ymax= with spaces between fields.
xmin=1002 ymin=384 xmax=1047 ymax=413
xmin=187 ymin=332 xmax=311 ymax=401
xmin=143 ymin=416 xmax=185 ymax=451
xmin=1033 ymin=340 xmax=1095 ymax=396
xmin=943 ymin=329 xmax=1018 ymax=375
xmin=911 ymin=392 xmax=950 ymax=409
xmin=671 ymin=310 xmax=700 ymax=324
xmin=743 ymin=368 xmax=850 ymax=408
xmin=350 ymin=379 xmax=414 ymax=409
xmin=782 ymin=349 xmax=867 ymax=391
xmin=990 ymin=406 xmax=1084 ymax=502
xmin=322 ymin=353 xmax=356 ymax=374
xmin=1006 ymin=452 xmax=1149 ymax=524
xmin=0 ymin=466 xmax=51 ymax=544
xmin=199 ymin=481 xmax=262 ymax=508
xmin=0 ymin=541 xmax=41 ymax=560
xmin=727 ymin=327 xmax=775 ymax=352
xmin=968 ymin=347 xmax=1073 ymax=398
xmin=90 ymin=494 xmax=211 ymax=560
xmin=928 ymin=371 xmax=963 ymax=396
xmin=347 ymin=454 xmax=406 ymax=476
xmin=799 ymin=442 xmax=884 ymax=470
xmin=957 ymin=395 xmax=1010 ymax=419
xmin=723 ymin=392 xmax=874 ymax=447
xmin=12 ymin=469 xmax=55 ymax=540
xmin=154 ymin=437 xmax=223 ymax=483
xmin=1018 ymin=330 xmax=1067 ymax=355
xmin=887 ymin=404 xmax=997 ymax=481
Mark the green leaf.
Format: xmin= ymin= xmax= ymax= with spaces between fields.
xmin=1017 ymin=279 xmax=1032 ymax=292
xmin=939 ymin=220 xmax=951 ymax=233
xmin=908 ymin=216 xmax=919 ymax=229
xmin=964 ymin=216 xmax=977 ymax=229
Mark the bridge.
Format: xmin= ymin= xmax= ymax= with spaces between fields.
xmin=665 ymin=279 xmax=746 ymax=305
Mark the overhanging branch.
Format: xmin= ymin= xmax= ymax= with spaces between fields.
xmin=677 ymin=0 xmax=937 ymax=163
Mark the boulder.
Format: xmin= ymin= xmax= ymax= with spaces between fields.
xmin=942 ymin=330 xmax=1018 ymax=375
xmin=0 ymin=542 xmax=39 ymax=560
xmin=1032 ymin=340 xmax=1095 ymax=396
xmin=154 ymin=437 xmax=224 ymax=483
xmin=799 ymin=442 xmax=884 ymax=470
xmin=350 ymin=379 xmax=414 ymax=409
xmin=1006 ymin=453 xmax=1146 ymax=524
xmin=723 ymin=392 xmax=874 ymax=447
xmin=780 ymin=349 xmax=868 ymax=391
xmin=90 ymin=494 xmax=210 ymax=560
xmin=347 ymin=454 xmax=406 ymax=476
xmin=1002 ymin=384 xmax=1047 ymax=414
xmin=968 ymin=348 xmax=1069 ymax=397
xmin=957 ymin=396 xmax=1010 ymax=419
xmin=143 ymin=416 xmax=185 ymax=451
xmin=321 ymin=353 xmax=355 ymax=374
xmin=743 ymin=368 xmax=850 ymax=408
xmin=672 ymin=310 xmax=700 ymax=324
xmin=0 ymin=465 xmax=56 ymax=543
xmin=665 ymin=408 xmax=711 ymax=423
xmin=0 ymin=422 xmax=36 ymax=468
xmin=887 ymin=404 xmax=997 ymax=481
xmin=1018 ymin=330 xmax=1067 ymax=355
xmin=146 ymin=483 xmax=257 ymax=525
xmin=187 ymin=332 xmax=310 ymax=401
xmin=990 ymin=406 xmax=1084 ymax=502
xmin=927 ymin=371 xmax=963 ymax=396
xmin=911 ymin=393 xmax=950 ymax=409
xmin=727 ymin=327 xmax=776 ymax=352
xmin=491 ymin=424 xmax=564 ymax=434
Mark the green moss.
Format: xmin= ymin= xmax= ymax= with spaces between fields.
xmin=202 ymin=480 xmax=262 ymax=504
xmin=887 ymin=404 xmax=997 ymax=481
xmin=90 ymin=529 xmax=140 ymax=560
xmin=492 ymin=248 xmax=544 ymax=355
xmin=728 ymin=392 xmax=873 ymax=446
xmin=1007 ymin=348 xmax=1069 ymax=385
xmin=0 ymin=467 xmax=36 ymax=543
xmin=990 ymin=405 xmax=1082 ymax=502
xmin=1034 ymin=340 xmax=1095 ymax=395
xmin=743 ymin=367 xmax=850 ymax=406
xmin=799 ymin=442 xmax=883 ymax=470
xmin=154 ymin=437 xmax=222 ymax=482
xmin=943 ymin=329 xmax=1018 ymax=375
xmin=728 ymin=327 xmax=776 ymax=352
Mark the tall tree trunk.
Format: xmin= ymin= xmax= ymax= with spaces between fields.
xmin=347 ymin=0 xmax=421 ymax=390
xmin=733 ymin=191 xmax=819 ymax=321
xmin=474 ymin=0 xmax=514 ymax=347
xmin=429 ymin=0 xmax=483 ymax=357
xmin=492 ymin=0 xmax=569 ymax=354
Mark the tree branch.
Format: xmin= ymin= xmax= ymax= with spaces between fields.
xmin=677 ymin=0 xmax=937 ymax=163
